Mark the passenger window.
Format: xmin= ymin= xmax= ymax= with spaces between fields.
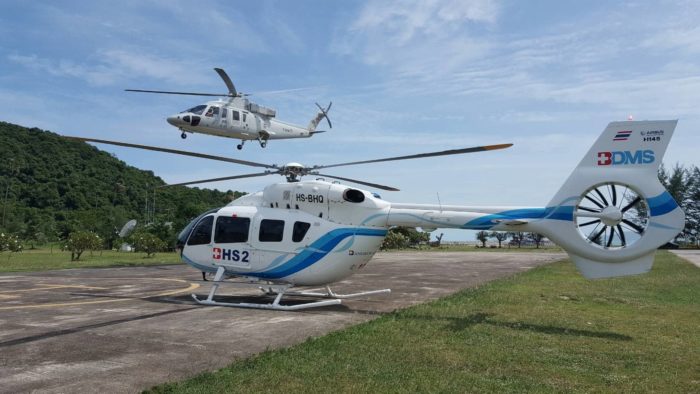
xmin=221 ymin=108 xmax=228 ymax=118
xmin=215 ymin=217 xmax=250 ymax=243
xmin=292 ymin=221 xmax=310 ymax=242
xmin=187 ymin=215 xmax=213 ymax=245
xmin=259 ymin=219 xmax=284 ymax=242
xmin=242 ymin=113 xmax=247 ymax=122
xmin=232 ymin=111 xmax=240 ymax=121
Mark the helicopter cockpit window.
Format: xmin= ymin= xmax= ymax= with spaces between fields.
xmin=182 ymin=105 xmax=207 ymax=115
xmin=232 ymin=111 xmax=240 ymax=121
xmin=259 ymin=219 xmax=284 ymax=242
xmin=187 ymin=215 xmax=214 ymax=245
xmin=215 ymin=216 xmax=250 ymax=243
xmin=292 ymin=221 xmax=310 ymax=242
xmin=205 ymin=106 xmax=219 ymax=117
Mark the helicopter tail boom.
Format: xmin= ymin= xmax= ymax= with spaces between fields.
xmin=386 ymin=120 xmax=684 ymax=279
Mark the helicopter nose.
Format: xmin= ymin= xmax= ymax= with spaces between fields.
xmin=167 ymin=114 xmax=181 ymax=126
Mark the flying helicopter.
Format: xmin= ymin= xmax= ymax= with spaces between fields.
xmin=66 ymin=120 xmax=685 ymax=311
xmin=126 ymin=68 xmax=332 ymax=150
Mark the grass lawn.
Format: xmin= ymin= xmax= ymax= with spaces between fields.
xmin=0 ymin=246 xmax=181 ymax=273
xmin=148 ymin=251 xmax=699 ymax=393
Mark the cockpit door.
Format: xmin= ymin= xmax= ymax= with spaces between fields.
xmin=182 ymin=214 xmax=215 ymax=270
xmin=212 ymin=215 xmax=253 ymax=270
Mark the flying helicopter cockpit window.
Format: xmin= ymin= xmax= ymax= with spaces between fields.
xmin=292 ymin=221 xmax=311 ymax=242
xmin=183 ymin=105 xmax=207 ymax=115
xmin=215 ymin=216 xmax=250 ymax=243
xmin=259 ymin=219 xmax=284 ymax=242
xmin=187 ymin=215 xmax=214 ymax=245
xmin=205 ymin=106 xmax=219 ymax=117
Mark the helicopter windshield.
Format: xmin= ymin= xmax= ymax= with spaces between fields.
xmin=181 ymin=105 xmax=207 ymax=115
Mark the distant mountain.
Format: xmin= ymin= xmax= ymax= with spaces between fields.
xmin=0 ymin=121 xmax=243 ymax=247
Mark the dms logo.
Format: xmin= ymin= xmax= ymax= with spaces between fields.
xmin=597 ymin=150 xmax=655 ymax=166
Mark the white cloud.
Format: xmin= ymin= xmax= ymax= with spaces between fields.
xmin=332 ymin=0 xmax=499 ymax=76
xmin=7 ymin=50 xmax=211 ymax=87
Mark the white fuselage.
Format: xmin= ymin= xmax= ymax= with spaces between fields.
xmin=167 ymin=98 xmax=314 ymax=142
xmin=179 ymin=180 xmax=547 ymax=286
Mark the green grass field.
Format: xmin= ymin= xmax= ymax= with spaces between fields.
xmin=147 ymin=251 xmax=699 ymax=393
xmin=0 ymin=246 xmax=181 ymax=273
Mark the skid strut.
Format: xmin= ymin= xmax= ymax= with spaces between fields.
xmin=192 ymin=267 xmax=390 ymax=311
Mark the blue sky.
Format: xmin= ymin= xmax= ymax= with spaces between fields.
xmin=2 ymin=0 xmax=699 ymax=240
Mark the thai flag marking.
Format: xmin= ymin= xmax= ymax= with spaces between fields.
xmin=614 ymin=130 xmax=632 ymax=141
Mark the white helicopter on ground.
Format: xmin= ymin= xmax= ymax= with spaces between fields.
xmin=126 ymin=68 xmax=332 ymax=150
xmin=69 ymin=120 xmax=684 ymax=311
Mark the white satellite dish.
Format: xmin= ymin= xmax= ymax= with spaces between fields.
xmin=118 ymin=219 xmax=137 ymax=238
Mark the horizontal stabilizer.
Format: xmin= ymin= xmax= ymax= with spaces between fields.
xmin=491 ymin=219 xmax=529 ymax=225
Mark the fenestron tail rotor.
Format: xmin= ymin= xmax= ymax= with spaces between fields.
xmin=574 ymin=182 xmax=649 ymax=249
xmin=64 ymin=137 xmax=513 ymax=192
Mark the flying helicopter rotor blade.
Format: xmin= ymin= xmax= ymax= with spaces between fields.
xmin=157 ymin=172 xmax=273 ymax=188
xmin=314 ymin=173 xmax=399 ymax=191
xmin=314 ymin=143 xmax=513 ymax=171
xmin=63 ymin=137 xmax=275 ymax=169
xmin=124 ymin=89 xmax=228 ymax=97
xmin=214 ymin=68 xmax=238 ymax=97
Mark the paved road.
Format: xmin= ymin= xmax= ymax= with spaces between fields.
xmin=669 ymin=250 xmax=700 ymax=268
xmin=0 ymin=251 xmax=564 ymax=393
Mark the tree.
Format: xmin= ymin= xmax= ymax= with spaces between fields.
xmin=490 ymin=231 xmax=508 ymax=248
xmin=527 ymin=232 xmax=545 ymax=249
xmin=476 ymin=230 xmax=489 ymax=247
xmin=506 ymin=231 xmax=525 ymax=248
xmin=684 ymin=166 xmax=700 ymax=246
xmin=380 ymin=230 xmax=408 ymax=250
xmin=130 ymin=231 xmax=166 ymax=257
xmin=64 ymin=231 xmax=102 ymax=261
xmin=0 ymin=232 xmax=23 ymax=260
xmin=380 ymin=227 xmax=430 ymax=250
xmin=658 ymin=163 xmax=700 ymax=244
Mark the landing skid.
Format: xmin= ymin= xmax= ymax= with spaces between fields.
xmin=191 ymin=267 xmax=390 ymax=311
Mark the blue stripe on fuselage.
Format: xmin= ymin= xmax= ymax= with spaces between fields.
xmin=181 ymin=228 xmax=387 ymax=280
xmin=463 ymin=205 xmax=575 ymax=229
xmin=648 ymin=191 xmax=679 ymax=216
xmin=248 ymin=228 xmax=386 ymax=279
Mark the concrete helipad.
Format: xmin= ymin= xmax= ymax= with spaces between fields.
xmin=0 ymin=251 xmax=564 ymax=393
xmin=669 ymin=250 xmax=700 ymax=268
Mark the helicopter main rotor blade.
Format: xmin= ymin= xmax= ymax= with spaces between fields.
xmin=124 ymin=89 xmax=228 ymax=97
xmin=64 ymin=137 xmax=274 ymax=169
xmin=314 ymin=143 xmax=513 ymax=170
xmin=314 ymin=173 xmax=399 ymax=191
xmin=214 ymin=68 xmax=237 ymax=97
xmin=157 ymin=172 xmax=273 ymax=188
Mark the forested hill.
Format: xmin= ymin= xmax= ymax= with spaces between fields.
xmin=0 ymin=121 xmax=244 ymax=246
